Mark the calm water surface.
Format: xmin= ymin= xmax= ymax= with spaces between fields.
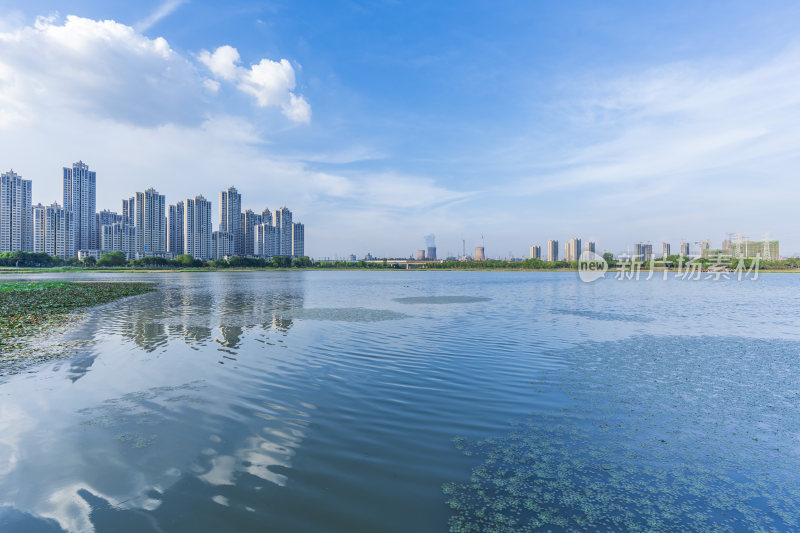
xmin=1 ymin=271 xmax=799 ymax=532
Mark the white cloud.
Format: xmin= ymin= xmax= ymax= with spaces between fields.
xmin=0 ymin=14 xmax=203 ymax=127
xmin=199 ymin=45 xmax=311 ymax=123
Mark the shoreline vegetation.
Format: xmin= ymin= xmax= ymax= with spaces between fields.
xmin=0 ymin=251 xmax=799 ymax=273
xmin=0 ymin=281 xmax=155 ymax=355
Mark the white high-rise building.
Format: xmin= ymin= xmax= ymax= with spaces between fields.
xmin=95 ymin=210 xmax=122 ymax=250
xmin=219 ymin=186 xmax=242 ymax=256
xmin=0 ymin=170 xmax=33 ymax=252
xmin=183 ymin=195 xmax=212 ymax=260
xmin=63 ymin=161 xmax=97 ymax=250
xmin=101 ymin=222 xmax=136 ymax=259
xmin=529 ymin=245 xmax=541 ymax=259
xmin=585 ymin=241 xmax=596 ymax=254
xmin=132 ymin=188 xmax=166 ymax=256
xmin=33 ymin=202 xmax=74 ymax=258
xmin=662 ymin=242 xmax=671 ymax=258
xmin=212 ymin=230 xmax=234 ymax=260
xmin=254 ymin=223 xmax=276 ymax=259
xmin=292 ymin=222 xmax=305 ymax=258
xmin=168 ymin=203 xmax=185 ymax=256
xmin=274 ymin=206 xmax=292 ymax=257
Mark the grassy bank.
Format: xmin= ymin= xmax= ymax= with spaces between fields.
xmin=0 ymin=281 xmax=155 ymax=354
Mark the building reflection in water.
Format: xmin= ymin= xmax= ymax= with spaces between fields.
xmin=107 ymin=274 xmax=306 ymax=353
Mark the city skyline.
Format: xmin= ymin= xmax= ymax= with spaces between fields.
xmin=0 ymin=161 xmax=305 ymax=261
xmin=1 ymin=3 xmax=799 ymax=257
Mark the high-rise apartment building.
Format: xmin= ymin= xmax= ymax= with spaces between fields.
xmin=167 ymin=203 xmax=185 ymax=255
xmin=183 ymin=195 xmax=212 ymax=260
xmin=547 ymin=240 xmax=558 ymax=262
xmin=241 ymin=209 xmax=262 ymax=257
xmin=101 ymin=222 xmax=136 ymax=259
xmin=63 ymin=161 xmax=96 ymax=250
xmin=261 ymin=208 xmax=272 ymax=227
xmin=0 ymin=170 xmax=33 ymax=252
xmin=680 ymin=242 xmax=690 ymax=257
xmin=254 ymin=223 xmax=276 ymax=259
xmin=529 ymin=245 xmax=541 ymax=259
xmin=643 ymin=243 xmax=653 ymax=262
xmin=292 ymin=222 xmax=305 ymax=258
xmin=95 ymin=210 xmax=123 ymax=250
xmin=212 ymin=231 xmax=234 ymax=260
xmin=585 ymin=241 xmax=596 ymax=254
xmin=274 ymin=206 xmax=293 ymax=256
xmin=565 ymin=238 xmax=582 ymax=261
xmin=662 ymin=242 xmax=671 ymax=258
xmin=634 ymin=243 xmax=653 ymax=261
xmin=219 ymin=186 xmax=242 ymax=256
xmin=132 ymin=188 xmax=166 ymax=256
xmin=122 ymin=197 xmax=134 ymax=225
xmin=33 ymin=202 xmax=74 ymax=258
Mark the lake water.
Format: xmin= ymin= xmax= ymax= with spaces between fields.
xmin=1 ymin=271 xmax=799 ymax=532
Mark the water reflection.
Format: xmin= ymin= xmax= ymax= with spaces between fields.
xmin=105 ymin=274 xmax=306 ymax=352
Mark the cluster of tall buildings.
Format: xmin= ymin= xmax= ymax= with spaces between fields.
xmin=0 ymin=162 xmax=305 ymax=261
xmin=530 ymin=238 xmax=596 ymax=261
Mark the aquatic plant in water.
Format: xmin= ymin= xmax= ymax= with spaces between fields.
xmin=0 ymin=281 xmax=155 ymax=353
xmin=444 ymin=336 xmax=800 ymax=532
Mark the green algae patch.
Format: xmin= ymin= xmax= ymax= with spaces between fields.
xmin=0 ymin=281 xmax=155 ymax=354
xmin=444 ymin=336 xmax=800 ymax=531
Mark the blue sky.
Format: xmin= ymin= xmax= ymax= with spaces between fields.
xmin=1 ymin=1 xmax=799 ymax=258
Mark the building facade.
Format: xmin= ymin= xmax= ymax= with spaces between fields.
xmin=565 ymin=238 xmax=582 ymax=262
xmin=274 ymin=206 xmax=293 ymax=256
xmin=133 ymin=188 xmax=166 ymax=256
xmin=101 ymin=222 xmax=136 ymax=259
xmin=219 ymin=186 xmax=242 ymax=256
xmin=63 ymin=161 xmax=97 ymax=250
xmin=241 ymin=209 xmax=262 ymax=257
xmin=547 ymin=240 xmax=558 ymax=262
xmin=33 ymin=202 xmax=74 ymax=258
xmin=183 ymin=195 xmax=212 ymax=260
xmin=167 ymin=203 xmax=185 ymax=256
xmin=529 ymin=245 xmax=541 ymax=259
xmin=95 ymin=210 xmax=123 ymax=250
xmin=212 ymin=230 xmax=234 ymax=260
xmin=0 ymin=170 xmax=33 ymax=252
xmin=254 ymin=223 xmax=276 ymax=259
xmin=292 ymin=222 xmax=304 ymax=258
xmin=585 ymin=241 xmax=596 ymax=254
xmin=680 ymin=242 xmax=690 ymax=257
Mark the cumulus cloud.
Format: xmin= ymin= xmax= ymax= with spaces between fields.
xmin=0 ymin=14 xmax=204 ymax=127
xmin=199 ymin=45 xmax=311 ymax=123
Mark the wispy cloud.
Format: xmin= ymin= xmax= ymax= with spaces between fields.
xmin=135 ymin=0 xmax=187 ymax=33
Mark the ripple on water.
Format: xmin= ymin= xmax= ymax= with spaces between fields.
xmin=444 ymin=335 xmax=800 ymax=532
xmin=289 ymin=308 xmax=410 ymax=322
xmin=393 ymin=296 xmax=491 ymax=304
